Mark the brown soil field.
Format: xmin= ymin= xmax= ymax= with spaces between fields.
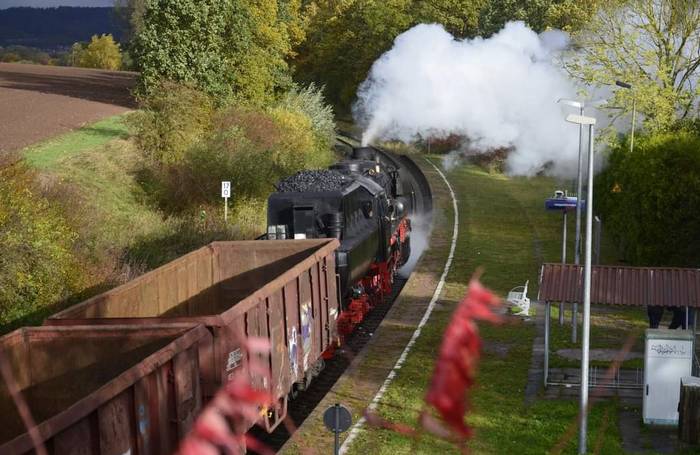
xmin=0 ymin=63 xmax=137 ymax=155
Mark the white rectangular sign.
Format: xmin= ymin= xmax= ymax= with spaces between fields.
xmin=221 ymin=181 xmax=231 ymax=198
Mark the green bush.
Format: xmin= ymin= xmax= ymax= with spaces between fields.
xmin=156 ymin=105 xmax=334 ymax=211
xmin=122 ymin=203 xmax=265 ymax=269
xmin=0 ymin=45 xmax=51 ymax=65
xmin=131 ymin=0 xmax=303 ymax=103
xmin=131 ymin=0 xmax=237 ymax=99
xmin=277 ymin=83 xmax=336 ymax=156
xmin=130 ymin=81 xmax=215 ymax=165
xmin=595 ymin=130 xmax=700 ymax=266
xmin=0 ymin=167 xmax=82 ymax=327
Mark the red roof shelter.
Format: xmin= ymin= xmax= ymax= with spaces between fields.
xmin=537 ymin=263 xmax=700 ymax=388
xmin=539 ymin=263 xmax=700 ymax=308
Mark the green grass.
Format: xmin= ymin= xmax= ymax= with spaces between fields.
xmin=21 ymin=110 xmax=266 ymax=268
xmin=22 ymin=114 xmax=165 ymax=257
xmin=346 ymin=163 xmax=626 ymax=454
xmin=24 ymin=115 xmax=131 ymax=169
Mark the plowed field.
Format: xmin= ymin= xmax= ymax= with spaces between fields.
xmin=0 ymin=63 xmax=136 ymax=155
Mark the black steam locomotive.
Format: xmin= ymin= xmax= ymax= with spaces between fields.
xmin=266 ymin=145 xmax=432 ymax=335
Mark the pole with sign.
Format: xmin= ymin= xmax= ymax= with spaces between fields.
xmin=221 ymin=181 xmax=231 ymax=222
xmin=323 ymin=404 xmax=352 ymax=455
xmin=558 ymin=98 xmax=606 ymax=342
xmin=545 ymin=192 xmax=583 ymax=325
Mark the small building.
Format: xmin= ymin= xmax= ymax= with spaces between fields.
xmin=538 ymin=263 xmax=700 ymax=389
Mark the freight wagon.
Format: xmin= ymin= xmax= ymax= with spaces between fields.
xmin=0 ymin=324 xmax=211 ymax=455
xmin=46 ymin=239 xmax=340 ymax=433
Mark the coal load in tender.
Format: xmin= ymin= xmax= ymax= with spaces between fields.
xmin=276 ymin=170 xmax=349 ymax=192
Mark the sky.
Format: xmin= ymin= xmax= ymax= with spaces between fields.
xmin=0 ymin=0 xmax=113 ymax=8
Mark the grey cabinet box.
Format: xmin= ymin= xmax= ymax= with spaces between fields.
xmin=643 ymin=329 xmax=694 ymax=425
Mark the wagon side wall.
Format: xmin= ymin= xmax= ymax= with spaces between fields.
xmin=1 ymin=326 xmax=210 ymax=455
xmin=210 ymin=246 xmax=340 ymax=401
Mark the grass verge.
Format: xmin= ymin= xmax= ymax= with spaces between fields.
xmin=24 ymin=115 xmax=131 ymax=169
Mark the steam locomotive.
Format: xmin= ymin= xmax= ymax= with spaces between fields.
xmin=266 ymin=145 xmax=432 ymax=336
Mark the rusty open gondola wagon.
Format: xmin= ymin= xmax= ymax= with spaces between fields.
xmin=46 ymin=239 xmax=340 ymax=433
xmin=0 ymin=324 xmax=211 ymax=455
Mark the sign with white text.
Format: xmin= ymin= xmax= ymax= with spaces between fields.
xmin=221 ymin=181 xmax=231 ymax=198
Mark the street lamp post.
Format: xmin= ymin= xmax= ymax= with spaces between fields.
xmin=557 ymin=98 xmax=605 ymax=342
xmin=615 ymin=80 xmax=636 ymax=153
xmin=566 ymin=113 xmax=597 ymax=455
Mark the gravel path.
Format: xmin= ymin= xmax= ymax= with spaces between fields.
xmin=0 ymin=63 xmax=136 ymax=156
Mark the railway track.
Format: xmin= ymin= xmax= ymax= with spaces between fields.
xmin=249 ymin=275 xmax=409 ymax=453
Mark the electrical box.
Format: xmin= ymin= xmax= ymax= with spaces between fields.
xmin=643 ymin=329 xmax=694 ymax=425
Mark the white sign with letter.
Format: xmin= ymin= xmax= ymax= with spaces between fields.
xmin=221 ymin=181 xmax=231 ymax=221
xmin=221 ymin=181 xmax=231 ymax=198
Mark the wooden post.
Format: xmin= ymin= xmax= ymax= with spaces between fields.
xmin=679 ymin=376 xmax=700 ymax=445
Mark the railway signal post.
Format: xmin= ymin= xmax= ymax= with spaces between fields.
xmin=221 ymin=181 xmax=231 ymax=222
xmin=565 ymin=112 xmax=597 ymax=455
xmin=545 ymin=192 xmax=581 ymax=325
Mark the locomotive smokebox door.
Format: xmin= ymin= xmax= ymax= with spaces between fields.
xmin=293 ymin=205 xmax=316 ymax=239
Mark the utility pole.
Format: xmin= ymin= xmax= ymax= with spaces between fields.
xmin=558 ymin=98 xmax=605 ymax=342
xmin=566 ymin=113 xmax=597 ymax=455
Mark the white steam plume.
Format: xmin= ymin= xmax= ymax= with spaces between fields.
xmin=354 ymin=22 xmax=581 ymax=176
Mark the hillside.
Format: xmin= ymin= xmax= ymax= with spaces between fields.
xmin=0 ymin=7 xmax=124 ymax=50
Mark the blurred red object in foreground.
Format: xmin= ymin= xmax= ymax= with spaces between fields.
xmin=364 ymin=276 xmax=501 ymax=451
xmin=177 ymin=338 xmax=274 ymax=455
xmin=423 ymin=278 xmax=501 ymax=439
xmin=425 ymin=276 xmax=501 ymax=440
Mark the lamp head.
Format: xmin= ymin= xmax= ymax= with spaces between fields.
xmin=558 ymin=98 xmax=583 ymax=109
xmin=566 ymin=114 xmax=596 ymax=125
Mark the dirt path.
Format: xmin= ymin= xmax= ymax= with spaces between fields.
xmin=279 ymin=157 xmax=454 ymax=454
xmin=0 ymin=63 xmax=136 ymax=155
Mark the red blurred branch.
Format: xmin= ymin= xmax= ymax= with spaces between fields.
xmin=176 ymin=338 xmax=274 ymax=455
xmin=365 ymin=275 xmax=502 ymax=452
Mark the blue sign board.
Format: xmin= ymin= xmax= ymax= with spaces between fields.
xmin=545 ymin=196 xmax=585 ymax=211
